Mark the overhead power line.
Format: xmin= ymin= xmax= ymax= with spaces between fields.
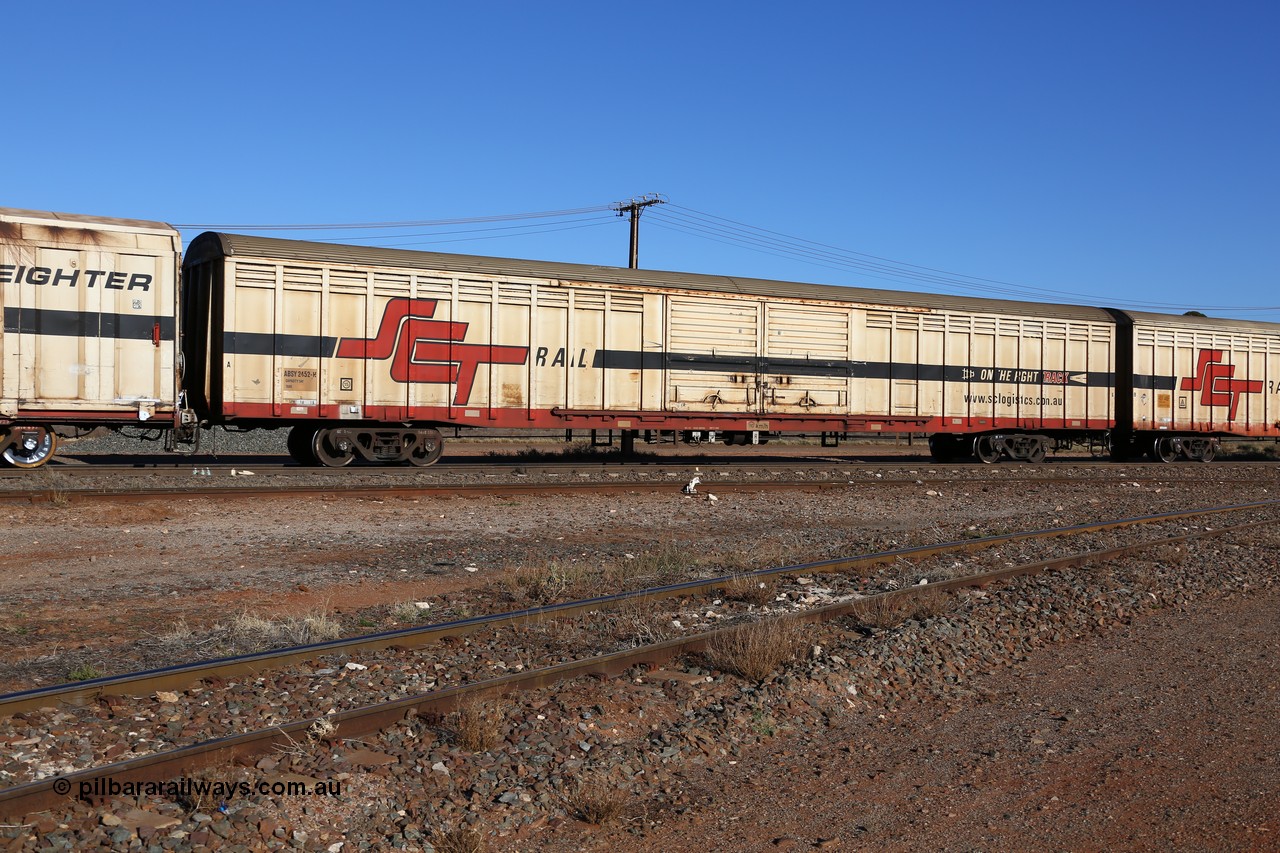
xmin=273 ymin=214 xmax=618 ymax=247
xmin=173 ymin=205 xmax=615 ymax=231
xmin=651 ymin=204 xmax=1278 ymax=314
xmin=175 ymin=199 xmax=1276 ymax=315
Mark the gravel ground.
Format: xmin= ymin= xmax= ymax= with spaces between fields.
xmin=1 ymin=465 xmax=1278 ymax=851
xmin=3 ymin=470 xmax=1275 ymax=686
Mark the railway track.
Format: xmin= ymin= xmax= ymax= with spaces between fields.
xmin=3 ymin=459 xmax=1278 ymax=504
xmin=2 ymin=498 xmax=1276 ymax=819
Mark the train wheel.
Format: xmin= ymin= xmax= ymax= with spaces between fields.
xmin=1151 ymin=437 xmax=1179 ymax=463
xmin=407 ymin=429 xmax=444 ymax=467
xmin=2 ymin=427 xmax=58 ymax=469
xmin=1197 ymin=442 xmax=1217 ymax=463
xmin=1026 ymin=439 xmax=1047 ymax=463
xmin=287 ymin=426 xmax=319 ymax=465
xmin=974 ymin=435 xmax=1001 ymax=464
xmin=312 ymin=429 xmax=357 ymax=467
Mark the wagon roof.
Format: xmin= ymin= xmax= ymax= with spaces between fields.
xmin=187 ymin=231 xmax=1125 ymax=322
xmin=1122 ymin=310 xmax=1280 ymax=336
xmin=0 ymin=206 xmax=177 ymax=235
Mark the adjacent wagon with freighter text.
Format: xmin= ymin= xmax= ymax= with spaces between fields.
xmin=0 ymin=208 xmax=181 ymax=466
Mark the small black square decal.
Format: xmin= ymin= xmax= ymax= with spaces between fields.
xmin=340 ymin=378 xmax=354 ymax=391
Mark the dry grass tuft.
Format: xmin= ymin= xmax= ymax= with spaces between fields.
xmin=852 ymin=589 xmax=952 ymax=630
xmin=150 ymin=618 xmax=196 ymax=652
xmin=175 ymin=758 xmax=248 ymax=812
xmin=716 ymin=575 xmax=775 ymax=606
xmin=563 ymin=773 xmax=626 ymax=825
xmin=450 ymin=696 xmax=510 ymax=753
xmin=607 ymin=595 xmax=679 ymax=646
xmin=708 ymin=541 xmax=802 ymax=576
xmin=907 ymin=589 xmax=952 ymax=620
xmin=506 ymin=543 xmax=702 ymax=606
xmin=705 ymin=619 xmax=805 ymax=682
xmin=628 ymin=543 xmax=697 ymax=585
xmin=432 ymin=825 xmax=487 ymax=853
xmin=509 ymin=559 xmax=594 ymax=603
xmin=227 ymin=609 xmax=343 ymax=650
xmin=390 ymin=600 xmax=432 ymax=623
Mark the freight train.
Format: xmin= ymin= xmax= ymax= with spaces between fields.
xmin=2 ymin=206 xmax=1278 ymax=469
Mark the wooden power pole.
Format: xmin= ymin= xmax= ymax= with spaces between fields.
xmin=612 ymin=194 xmax=666 ymax=268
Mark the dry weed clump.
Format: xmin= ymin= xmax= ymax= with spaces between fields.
xmin=852 ymin=589 xmax=952 ymax=630
xmin=431 ymin=825 xmax=487 ymax=853
xmin=176 ymin=757 xmax=250 ymax=812
xmin=628 ymin=543 xmax=698 ymax=585
xmin=509 ymin=560 xmax=596 ymax=603
xmin=228 ymin=609 xmax=343 ymax=650
xmin=708 ymin=541 xmax=799 ymax=576
xmin=563 ymin=773 xmax=626 ymax=825
xmin=907 ymin=588 xmax=952 ymax=620
xmin=706 ymin=619 xmax=805 ymax=682
xmin=151 ymin=618 xmax=197 ymax=652
xmin=508 ymin=544 xmax=703 ymax=606
xmin=886 ymin=558 xmax=942 ymax=589
xmin=716 ymin=575 xmax=775 ymax=606
xmin=449 ymin=696 xmax=510 ymax=753
xmin=607 ymin=595 xmax=679 ymax=646
xmin=389 ymin=600 xmax=432 ymax=623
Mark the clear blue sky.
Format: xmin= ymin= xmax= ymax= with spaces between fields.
xmin=5 ymin=2 xmax=1277 ymax=319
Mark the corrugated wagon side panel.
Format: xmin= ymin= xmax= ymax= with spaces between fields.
xmin=526 ymin=286 xmax=563 ymax=415
xmin=602 ymin=291 xmax=644 ymax=411
xmin=666 ymin=295 xmax=760 ymax=413
xmin=225 ymin=263 xmax=276 ymax=411
xmin=569 ymin=289 xmax=606 ymax=411
xmin=762 ymin=303 xmax=851 ymax=413
xmin=861 ymin=310 xmax=892 ymax=416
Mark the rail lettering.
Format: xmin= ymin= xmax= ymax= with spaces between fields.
xmin=1179 ymin=349 xmax=1263 ymax=421
xmin=534 ymin=346 xmax=590 ymax=368
xmin=336 ymin=298 xmax=528 ymax=405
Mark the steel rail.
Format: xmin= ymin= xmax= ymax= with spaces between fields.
xmin=2 ymin=470 xmax=1277 ymax=504
xmin=3 ymin=498 xmax=1276 ymax=720
xmin=1 ymin=513 xmax=1269 ymax=820
xmin=0 ymin=478 xmax=861 ymax=505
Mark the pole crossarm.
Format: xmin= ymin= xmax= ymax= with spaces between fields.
xmin=611 ymin=193 xmax=667 ymax=268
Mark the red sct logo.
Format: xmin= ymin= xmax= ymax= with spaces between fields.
xmin=1179 ymin=349 xmax=1263 ymax=421
xmin=336 ymin=298 xmax=528 ymax=405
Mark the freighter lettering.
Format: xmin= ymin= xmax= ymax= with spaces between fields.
xmin=0 ymin=264 xmax=152 ymax=291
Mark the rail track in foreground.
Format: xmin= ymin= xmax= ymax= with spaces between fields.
xmin=1 ymin=498 xmax=1276 ymax=819
xmin=2 ymin=460 xmax=1278 ymax=504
